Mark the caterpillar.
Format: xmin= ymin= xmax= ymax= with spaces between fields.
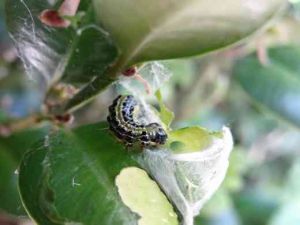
xmin=107 ymin=95 xmax=168 ymax=148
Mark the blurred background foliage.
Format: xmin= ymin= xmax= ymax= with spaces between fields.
xmin=1 ymin=1 xmax=300 ymax=225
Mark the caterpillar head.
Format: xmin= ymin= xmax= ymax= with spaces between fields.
xmin=147 ymin=123 xmax=168 ymax=146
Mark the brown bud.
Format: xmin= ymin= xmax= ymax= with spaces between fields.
xmin=122 ymin=67 xmax=137 ymax=77
xmin=39 ymin=0 xmax=81 ymax=28
xmin=39 ymin=10 xmax=70 ymax=28
xmin=54 ymin=114 xmax=74 ymax=124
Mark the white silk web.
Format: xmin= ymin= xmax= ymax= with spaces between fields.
xmin=137 ymin=127 xmax=233 ymax=225
xmin=118 ymin=62 xmax=171 ymax=97
xmin=118 ymin=62 xmax=233 ymax=225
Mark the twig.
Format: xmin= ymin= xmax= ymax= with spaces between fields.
xmin=256 ymin=38 xmax=270 ymax=66
xmin=0 ymin=114 xmax=51 ymax=137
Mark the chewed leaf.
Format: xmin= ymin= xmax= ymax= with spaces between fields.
xmin=19 ymin=123 xmax=141 ymax=225
xmin=116 ymin=167 xmax=179 ymax=225
xmin=169 ymin=127 xmax=219 ymax=153
xmin=19 ymin=121 xmax=233 ymax=225
xmin=137 ymin=127 xmax=233 ymax=225
xmin=155 ymin=90 xmax=174 ymax=128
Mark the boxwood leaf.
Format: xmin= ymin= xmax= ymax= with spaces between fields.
xmin=18 ymin=122 xmax=179 ymax=225
xmin=0 ymin=127 xmax=48 ymax=215
xmin=234 ymin=45 xmax=300 ymax=127
xmin=94 ymin=0 xmax=286 ymax=67
xmin=5 ymin=0 xmax=118 ymax=88
xmin=53 ymin=0 xmax=288 ymax=112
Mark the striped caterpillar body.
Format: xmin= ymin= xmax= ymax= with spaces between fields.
xmin=107 ymin=95 xmax=168 ymax=148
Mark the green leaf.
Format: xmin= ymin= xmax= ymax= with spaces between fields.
xmin=94 ymin=0 xmax=286 ymax=67
xmin=19 ymin=141 xmax=61 ymax=225
xmin=0 ymin=147 xmax=21 ymax=215
xmin=0 ymin=127 xmax=48 ymax=215
xmin=0 ymin=128 xmax=49 ymax=160
xmin=60 ymin=25 xmax=118 ymax=84
xmin=0 ymin=110 xmax=8 ymax=123
xmin=19 ymin=123 xmax=234 ymax=225
xmin=168 ymin=126 xmax=216 ymax=153
xmin=5 ymin=0 xmax=118 ymax=87
xmin=232 ymin=188 xmax=279 ymax=225
xmin=233 ymin=45 xmax=300 ymax=127
xmin=19 ymin=122 xmax=179 ymax=225
xmin=155 ymin=90 xmax=174 ymax=128
xmin=64 ymin=75 xmax=116 ymax=112
xmin=116 ymin=167 xmax=179 ymax=225
xmin=63 ymin=0 xmax=287 ymax=112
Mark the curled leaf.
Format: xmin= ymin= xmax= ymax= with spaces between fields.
xmin=168 ymin=127 xmax=217 ymax=153
xmin=137 ymin=127 xmax=233 ymax=225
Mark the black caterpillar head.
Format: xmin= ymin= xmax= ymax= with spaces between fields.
xmin=147 ymin=123 xmax=168 ymax=145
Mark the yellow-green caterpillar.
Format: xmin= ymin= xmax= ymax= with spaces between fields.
xmin=107 ymin=95 xmax=168 ymax=148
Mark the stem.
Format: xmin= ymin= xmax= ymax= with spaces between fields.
xmin=0 ymin=114 xmax=50 ymax=136
xmin=184 ymin=215 xmax=194 ymax=225
xmin=182 ymin=207 xmax=194 ymax=225
xmin=134 ymin=73 xmax=152 ymax=95
xmin=64 ymin=75 xmax=116 ymax=113
xmin=256 ymin=38 xmax=269 ymax=66
xmin=63 ymin=56 xmax=127 ymax=113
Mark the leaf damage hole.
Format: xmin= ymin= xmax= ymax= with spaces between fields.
xmin=115 ymin=167 xmax=179 ymax=225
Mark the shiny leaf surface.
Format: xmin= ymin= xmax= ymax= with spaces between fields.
xmin=5 ymin=0 xmax=118 ymax=87
xmin=94 ymin=0 xmax=286 ymax=68
xmin=19 ymin=122 xmax=179 ymax=225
